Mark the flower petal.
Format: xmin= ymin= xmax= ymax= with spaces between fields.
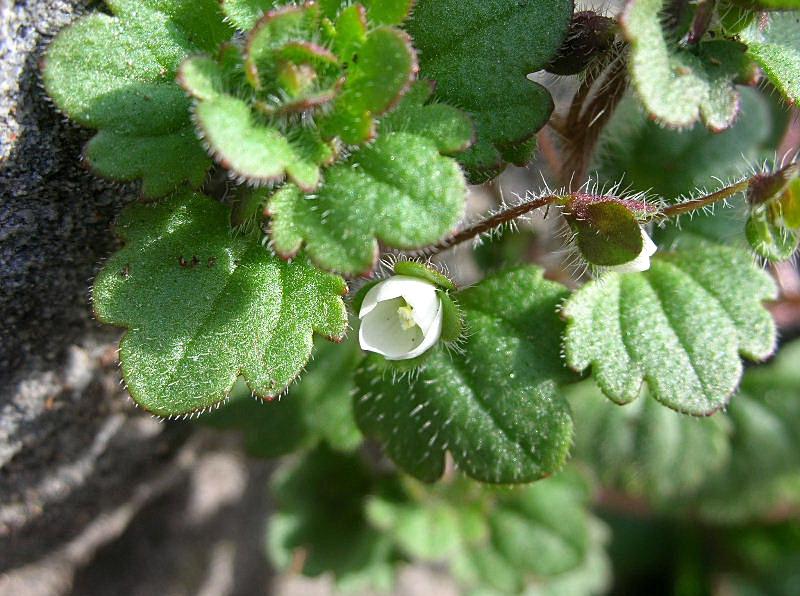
xmin=359 ymin=275 xmax=439 ymax=319
xmin=399 ymin=301 xmax=443 ymax=360
xmin=642 ymin=228 xmax=658 ymax=257
xmin=359 ymin=297 xmax=426 ymax=359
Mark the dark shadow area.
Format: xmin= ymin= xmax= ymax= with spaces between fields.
xmin=68 ymin=454 xmax=276 ymax=596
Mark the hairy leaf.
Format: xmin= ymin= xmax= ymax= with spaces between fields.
xmin=689 ymin=340 xmax=800 ymax=522
xmin=743 ymin=11 xmax=800 ymax=106
xmin=562 ymin=240 xmax=777 ymax=415
xmin=201 ymin=336 xmax=362 ymax=455
xmin=93 ymin=192 xmax=348 ymax=417
xmin=267 ymin=447 xmax=398 ymax=591
xmin=568 ymin=382 xmax=732 ymax=501
xmin=178 ymin=20 xmax=337 ymax=189
xmin=596 ymin=88 xmax=779 ymax=200
xmin=319 ymin=25 xmax=417 ymax=144
xmin=621 ymin=0 xmax=754 ymax=130
xmin=267 ymin=82 xmax=471 ymax=275
xmin=221 ymin=0 xmax=275 ymax=30
xmin=354 ymin=267 xmax=575 ymax=483
xmin=362 ymin=0 xmax=415 ymax=24
xmin=42 ymin=0 xmax=235 ymax=195
xmin=746 ymin=209 xmax=799 ymax=261
xmin=181 ymin=4 xmax=415 ymax=186
xmin=407 ymin=0 xmax=574 ymax=181
xmin=368 ymin=472 xmax=609 ymax=595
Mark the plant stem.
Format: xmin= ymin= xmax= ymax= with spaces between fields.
xmin=416 ymin=195 xmax=560 ymax=256
xmin=660 ymin=161 xmax=798 ymax=218
xmin=660 ymin=179 xmax=750 ymax=217
xmin=559 ymin=43 xmax=629 ymax=187
xmin=687 ymin=0 xmax=715 ymax=45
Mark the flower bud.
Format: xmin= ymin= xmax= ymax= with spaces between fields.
xmin=358 ymin=275 xmax=443 ymax=361
xmin=745 ymin=173 xmax=800 ymax=262
xmin=564 ymin=194 xmax=657 ymax=271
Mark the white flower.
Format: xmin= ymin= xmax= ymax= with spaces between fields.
xmin=358 ymin=275 xmax=443 ymax=361
xmin=605 ymin=227 xmax=658 ymax=273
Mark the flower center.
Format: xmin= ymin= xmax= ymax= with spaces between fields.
xmin=397 ymin=303 xmax=416 ymax=331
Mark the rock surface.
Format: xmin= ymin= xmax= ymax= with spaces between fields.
xmin=0 ymin=0 xmax=190 ymax=589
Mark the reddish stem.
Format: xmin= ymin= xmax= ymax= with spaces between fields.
xmin=417 ymin=195 xmax=560 ymax=256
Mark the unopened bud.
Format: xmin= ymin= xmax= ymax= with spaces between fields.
xmin=565 ymin=194 xmax=657 ymax=270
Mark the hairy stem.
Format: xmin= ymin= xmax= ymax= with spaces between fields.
xmin=660 ymin=180 xmax=751 ymax=217
xmin=559 ymin=43 xmax=629 ymax=187
xmin=660 ymin=161 xmax=798 ymax=218
xmin=416 ymin=195 xmax=560 ymax=256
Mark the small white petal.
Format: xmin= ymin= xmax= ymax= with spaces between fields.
xmin=360 ymin=276 xmax=439 ymax=322
xmin=397 ymin=302 xmax=443 ymax=360
xmin=641 ymin=228 xmax=658 ymax=257
xmin=359 ymin=297 xmax=425 ymax=359
xmin=606 ymin=227 xmax=657 ymax=274
xmin=358 ymin=275 xmax=444 ymax=360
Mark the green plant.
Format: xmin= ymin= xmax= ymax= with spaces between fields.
xmin=44 ymin=0 xmax=800 ymax=592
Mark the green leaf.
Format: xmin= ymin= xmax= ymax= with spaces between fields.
xmin=743 ymin=12 xmax=800 ymax=106
xmin=267 ymin=446 xmax=398 ymax=591
xmin=393 ymin=259 xmax=458 ymax=291
xmin=221 ymin=0 xmax=275 ymax=31
xmin=524 ymin=520 xmax=612 ymax=596
xmin=407 ymin=0 xmax=574 ymax=181
xmin=377 ymin=81 xmax=475 ymax=156
xmin=180 ymin=5 xmax=415 ymax=185
xmin=621 ymin=0 xmax=754 ymax=130
xmin=366 ymin=496 xmax=466 ymax=561
xmin=595 ymin=88 xmax=780 ymax=200
xmin=180 ymin=48 xmax=335 ymax=190
xmin=200 ymin=335 xmax=363 ymax=455
xmin=733 ymin=0 xmax=800 ymax=12
xmin=567 ymin=381 xmax=732 ymax=501
xmin=486 ymin=480 xmax=590 ymax=577
xmin=688 ymin=340 xmax=800 ymax=522
xmin=367 ymin=471 xmax=610 ymax=596
xmin=320 ymin=26 xmax=417 ymax=144
xmin=267 ymin=82 xmax=471 ymax=275
xmin=197 ymin=93 xmax=333 ymax=190
xmin=562 ymin=240 xmax=777 ymax=415
xmin=84 ymin=128 xmax=210 ymax=197
xmin=362 ymin=0 xmax=414 ymax=25
xmin=42 ymin=0 xmax=234 ymax=195
xmin=92 ymin=191 xmax=348 ymax=417
xmin=567 ymin=341 xmax=800 ymax=522
xmin=354 ymin=266 xmax=575 ymax=483
xmin=457 ymin=473 xmax=606 ymax=594
xmin=746 ymin=209 xmax=799 ymax=261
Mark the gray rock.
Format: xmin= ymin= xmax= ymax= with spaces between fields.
xmin=0 ymin=0 xmax=189 ymax=583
